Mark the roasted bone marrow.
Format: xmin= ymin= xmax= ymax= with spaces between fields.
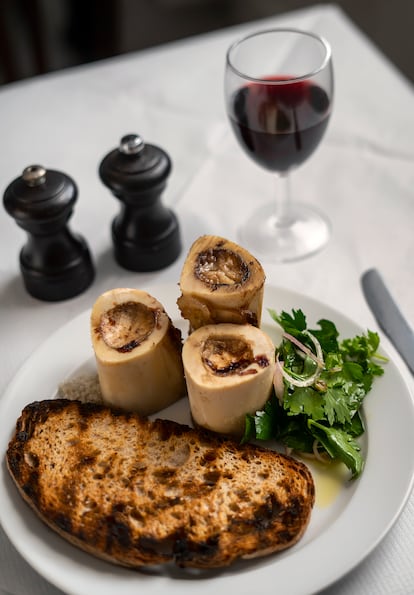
xmin=182 ymin=323 xmax=276 ymax=437
xmin=177 ymin=235 xmax=266 ymax=331
xmin=91 ymin=288 xmax=185 ymax=415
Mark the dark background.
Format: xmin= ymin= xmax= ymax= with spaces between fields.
xmin=1 ymin=0 xmax=413 ymax=86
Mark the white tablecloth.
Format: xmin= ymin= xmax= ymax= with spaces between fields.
xmin=1 ymin=4 xmax=413 ymax=594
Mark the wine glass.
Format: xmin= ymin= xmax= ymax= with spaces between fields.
xmin=225 ymin=28 xmax=334 ymax=262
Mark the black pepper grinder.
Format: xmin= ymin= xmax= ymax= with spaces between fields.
xmin=98 ymin=133 xmax=181 ymax=271
xmin=3 ymin=165 xmax=95 ymax=301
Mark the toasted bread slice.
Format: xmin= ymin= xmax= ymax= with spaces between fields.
xmin=6 ymin=399 xmax=314 ymax=569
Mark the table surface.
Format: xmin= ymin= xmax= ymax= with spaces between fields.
xmin=1 ymin=4 xmax=413 ymax=594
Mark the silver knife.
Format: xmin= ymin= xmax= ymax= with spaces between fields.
xmin=361 ymin=268 xmax=414 ymax=374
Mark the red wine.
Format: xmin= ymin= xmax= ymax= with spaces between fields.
xmin=229 ymin=77 xmax=331 ymax=172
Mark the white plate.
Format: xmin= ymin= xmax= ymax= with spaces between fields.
xmin=1 ymin=284 xmax=414 ymax=595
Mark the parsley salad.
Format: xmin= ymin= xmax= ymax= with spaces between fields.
xmin=243 ymin=308 xmax=387 ymax=479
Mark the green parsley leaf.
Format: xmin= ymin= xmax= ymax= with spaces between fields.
xmin=284 ymin=386 xmax=326 ymax=420
xmin=241 ymin=397 xmax=277 ymax=443
xmin=308 ymin=419 xmax=364 ymax=478
xmin=241 ymin=414 xmax=256 ymax=444
xmin=322 ymin=387 xmax=352 ymax=425
xmin=309 ymin=319 xmax=339 ymax=353
xmin=268 ymin=308 xmax=307 ymax=335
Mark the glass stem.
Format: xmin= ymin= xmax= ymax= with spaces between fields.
xmin=275 ymin=172 xmax=293 ymax=228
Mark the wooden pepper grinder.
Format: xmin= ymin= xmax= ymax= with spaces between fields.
xmin=99 ymin=133 xmax=181 ymax=271
xmin=3 ymin=165 xmax=95 ymax=301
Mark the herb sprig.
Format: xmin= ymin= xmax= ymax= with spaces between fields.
xmin=242 ymin=308 xmax=387 ymax=478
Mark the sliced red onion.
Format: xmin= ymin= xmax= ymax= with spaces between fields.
xmin=282 ymin=331 xmax=324 ymax=368
xmin=275 ymin=330 xmax=325 ymax=390
xmin=313 ymin=439 xmax=331 ymax=463
xmin=276 ymin=352 xmax=322 ymax=388
xmin=273 ymin=360 xmax=285 ymax=403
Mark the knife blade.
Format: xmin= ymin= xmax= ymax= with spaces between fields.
xmin=361 ymin=268 xmax=414 ymax=374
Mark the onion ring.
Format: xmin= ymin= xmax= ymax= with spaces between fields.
xmin=276 ymin=354 xmax=322 ymax=388
xmin=273 ymin=361 xmax=285 ymax=403
xmin=282 ymin=331 xmax=324 ymax=368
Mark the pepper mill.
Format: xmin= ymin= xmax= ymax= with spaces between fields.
xmin=3 ymin=165 xmax=95 ymax=301
xmin=99 ymin=133 xmax=181 ymax=271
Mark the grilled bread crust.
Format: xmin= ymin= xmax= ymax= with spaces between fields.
xmin=6 ymin=399 xmax=315 ymax=569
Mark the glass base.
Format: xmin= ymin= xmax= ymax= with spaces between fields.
xmin=238 ymin=201 xmax=330 ymax=263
